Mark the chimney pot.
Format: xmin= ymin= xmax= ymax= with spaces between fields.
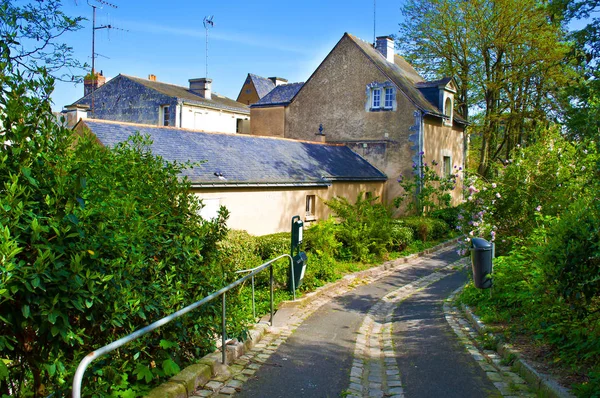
xmin=189 ymin=77 xmax=212 ymax=100
xmin=148 ymin=74 xmax=156 ymax=81
xmin=375 ymin=36 xmax=395 ymax=63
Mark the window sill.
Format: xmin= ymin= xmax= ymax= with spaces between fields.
xmin=305 ymin=215 xmax=317 ymax=222
xmin=368 ymin=107 xmax=394 ymax=112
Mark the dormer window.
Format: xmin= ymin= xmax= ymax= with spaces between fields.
xmin=367 ymin=82 xmax=396 ymax=112
xmin=444 ymin=97 xmax=453 ymax=126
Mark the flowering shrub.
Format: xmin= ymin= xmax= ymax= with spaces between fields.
xmin=394 ymin=153 xmax=460 ymax=215
xmin=456 ymin=128 xmax=598 ymax=255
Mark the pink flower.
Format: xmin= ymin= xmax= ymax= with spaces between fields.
xmin=491 ymin=183 xmax=497 ymax=188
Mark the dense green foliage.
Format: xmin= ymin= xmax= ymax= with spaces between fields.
xmin=458 ymin=130 xmax=600 ymax=395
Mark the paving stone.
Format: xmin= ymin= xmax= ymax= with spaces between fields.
xmin=387 ymin=380 xmax=403 ymax=387
xmin=191 ymin=390 xmax=213 ymax=397
xmin=241 ymin=368 xmax=256 ymax=376
xmin=204 ymin=381 xmax=223 ymax=391
xmin=388 ymin=387 xmax=404 ymax=395
xmin=247 ymin=363 xmax=261 ymax=370
xmin=350 ymin=367 xmax=362 ymax=378
xmin=486 ymin=371 xmax=504 ymax=382
xmin=233 ymin=374 xmax=248 ymax=382
xmin=219 ymin=387 xmax=237 ymax=395
xmin=225 ymin=379 xmax=244 ymax=388
xmin=349 ymin=382 xmax=362 ymax=391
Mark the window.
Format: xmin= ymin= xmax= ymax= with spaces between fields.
xmin=236 ymin=119 xmax=243 ymax=133
xmin=306 ymin=195 xmax=315 ymax=218
xmin=444 ymin=97 xmax=453 ymax=125
xmin=443 ymin=156 xmax=452 ymax=177
xmin=162 ymin=105 xmax=170 ymax=126
xmin=384 ymin=88 xmax=394 ymax=108
xmin=372 ymin=88 xmax=381 ymax=108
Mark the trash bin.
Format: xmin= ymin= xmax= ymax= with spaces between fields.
xmin=470 ymin=238 xmax=493 ymax=289
xmin=289 ymin=251 xmax=308 ymax=291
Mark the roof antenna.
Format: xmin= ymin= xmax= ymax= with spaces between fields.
xmin=373 ymin=0 xmax=376 ymax=45
xmin=203 ymin=16 xmax=215 ymax=78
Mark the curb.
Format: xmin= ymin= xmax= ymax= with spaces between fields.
xmin=145 ymin=237 xmax=460 ymax=398
xmin=460 ymin=301 xmax=575 ymax=398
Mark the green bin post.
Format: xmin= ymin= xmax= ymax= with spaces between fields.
xmin=289 ymin=216 xmax=307 ymax=292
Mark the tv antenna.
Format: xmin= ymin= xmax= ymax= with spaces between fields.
xmin=373 ymin=0 xmax=376 ymax=44
xmin=203 ymin=16 xmax=214 ymax=78
xmin=87 ymin=0 xmax=127 ymax=115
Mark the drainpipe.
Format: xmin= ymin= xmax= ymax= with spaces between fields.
xmin=178 ymin=100 xmax=183 ymax=128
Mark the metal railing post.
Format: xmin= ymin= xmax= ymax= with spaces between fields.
xmin=270 ymin=263 xmax=274 ymax=326
xmin=222 ymin=292 xmax=226 ymax=364
xmin=251 ymin=275 xmax=256 ymax=320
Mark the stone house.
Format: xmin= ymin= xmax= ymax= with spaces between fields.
xmin=250 ymin=33 xmax=467 ymax=212
xmin=76 ymin=119 xmax=387 ymax=236
xmin=66 ymin=74 xmax=250 ymax=134
xmin=236 ymin=73 xmax=288 ymax=105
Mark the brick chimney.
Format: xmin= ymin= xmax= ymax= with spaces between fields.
xmin=375 ymin=36 xmax=395 ymax=63
xmin=268 ymin=77 xmax=288 ymax=86
xmin=148 ymin=74 xmax=157 ymax=81
xmin=189 ymin=78 xmax=212 ymax=99
xmin=84 ymin=70 xmax=106 ymax=96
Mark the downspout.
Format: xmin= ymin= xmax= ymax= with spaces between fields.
xmin=408 ymin=110 xmax=425 ymax=208
xmin=178 ymin=100 xmax=183 ymax=128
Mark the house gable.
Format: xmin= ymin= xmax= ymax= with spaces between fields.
xmin=72 ymin=74 xmax=177 ymax=125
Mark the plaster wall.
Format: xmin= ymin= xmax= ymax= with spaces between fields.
xmin=284 ymin=35 xmax=419 ymax=214
xmin=180 ymin=104 xmax=250 ymax=134
xmin=250 ymin=107 xmax=285 ymax=137
xmin=423 ymin=116 xmax=465 ymax=205
xmin=237 ymin=79 xmax=260 ymax=105
xmin=192 ymin=181 xmax=384 ymax=236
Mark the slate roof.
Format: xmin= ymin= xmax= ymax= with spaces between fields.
xmin=123 ymin=75 xmax=250 ymax=114
xmin=80 ymin=120 xmax=387 ymax=187
xmin=251 ymin=82 xmax=304 ymax=107
xmin=71 ymin=75 xmax=250 ymax=114
xmin=249 ymin=74 xmax=276 ymax=99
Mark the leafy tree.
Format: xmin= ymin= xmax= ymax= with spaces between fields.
xmin=398 ymin=0 xmax=571 ymax=176
xmin=0 ymin=0 xmax=85 ymax=81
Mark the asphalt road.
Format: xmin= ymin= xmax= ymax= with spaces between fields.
xmin=236 ymin=249 xmax=499 ymax=398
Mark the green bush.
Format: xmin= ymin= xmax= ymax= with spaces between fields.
xmin=325 ymin=193 xmax=394 ymax=262
xmin=255 ymin=232 xmax=290 ymax=261
xmin=400 ymin=217 xmax=449 ymax=242
xmin=389 ymin=224 xmax=414 ymax=251
xmin=304 ymin=217 xmax=342 ymax=259
xmin=430 ymin=206 xmax=462 ymax=229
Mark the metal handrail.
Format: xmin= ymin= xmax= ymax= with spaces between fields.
xmin=72 ymin=254 xmax=293 ymax=398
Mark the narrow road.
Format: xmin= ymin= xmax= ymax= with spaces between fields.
xmin=235 ymin=247 xmax=500 ymax=398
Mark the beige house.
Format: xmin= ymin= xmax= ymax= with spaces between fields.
xmin=250 ymin=34 xmax=467 ymax=212
xmin=76 ymin=119 xmax=386 ymax=236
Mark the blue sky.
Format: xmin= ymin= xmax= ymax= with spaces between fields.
xmin=52 ymin=0 xmax=406 ymax=111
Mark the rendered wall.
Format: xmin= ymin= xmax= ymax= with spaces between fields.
xmin=192 ymin=181 xmax=385 ymax=236
xmin=180 ymin=104 xmax=250 ymax=134
xmin=237 ymin=79 xmax=260 ymax=105
xmin=250 ymin=107 xmax=285 ymax=137
xmin=423 ymin=116 xmax=465 ymax=206
xmin=284 ymin=35 xmax=418 ymax=215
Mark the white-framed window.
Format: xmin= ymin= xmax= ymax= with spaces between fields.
xmin=306 ymin=195 xmax=316 ymax=218
xmin=384 ymin=87 xmax=394 ymax=108
xmin=161 ymin=105 xmax=170 ymax=126
xmin=372 ymin=88 xmax=381 ymax=108
xmin=444 ymin=97 xmax=453 ymax=126
xmin=443 ymin=156 xmax=452 ymax=177
xmin=367 ymin=83 xmax=395 ymax=111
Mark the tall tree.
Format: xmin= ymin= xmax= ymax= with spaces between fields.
xmin=398 ymin=0 xmax=570 ymax=176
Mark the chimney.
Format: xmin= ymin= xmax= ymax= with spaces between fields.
xmin=84 ymin=70 xmax=106 ymax=96
xmin=316 ymin=123 xmax=326 ymax=143
xmin=375 ymin=36 xmax=395 ymax=63
xmin=148 ymin=74 xmax=156 ymax=81
xmin=268 ymin=77 xmax=288 ymax=86
xmin=64 ymin=104 xmax=89 ymax=128
xmin=189 ymin=77 xmax=212 ymax=100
